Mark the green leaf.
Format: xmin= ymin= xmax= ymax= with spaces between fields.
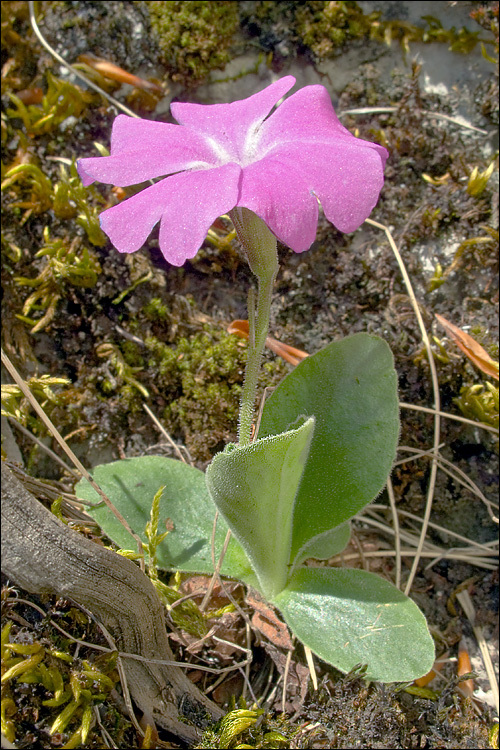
xmin=291 ymin=523 xmax=351 ymax=571
xmin=206 ymin=418 xmax=315 ymax=599
xmin=258 ymin=334 xmax=399 ymax=562
xmin=75 ymin=456 xmax=253 ymax=581
xmin=273 ymin=567 xmax=435 ymax=682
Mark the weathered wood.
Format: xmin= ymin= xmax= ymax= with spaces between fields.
xmin=1 ymin=462 xmax=222 ymax=743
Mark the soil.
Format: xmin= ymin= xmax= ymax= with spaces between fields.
xmin=1 ymin=1 xmax=498 ymax=748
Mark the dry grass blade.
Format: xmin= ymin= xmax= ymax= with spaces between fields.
xmin=303 ymin=646 xmax=318 ymax=692
xmin=365 ymin=218 xmax=441 ymax=595
xmin=339 ymin=106 xmax=488 ymax=134
xmin=282 ymin=648 xmax=293 ymax=714
xmin=355 ymin=505 xmax=498 ymax=571
xmin=393 ymin=443 xmax=446 ymax=467
xmin=76 ymin=603 xmax=145 ymax=738
xmin=456 ymin=590 xmax=499 ymax=715
xmin=28 ymin=0 xmax=138 ymax=118
xmin=7 ymin=418 xmax=80 ymax=477
xmin=143 ymin=403 xmax=189 ymax=464
xmin=400 ymin=401 xmax=499 ymax=435
xmin=199 ymin=518 xmax=231 ymax=611
xmin=396 ymin=446 xmax=499 ymax=522
xmin=436 ymin=455 xmax=498 ymax=523
xmin=5 ymin=596 xmax=253 ymax=676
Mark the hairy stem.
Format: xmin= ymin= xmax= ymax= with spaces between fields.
xmin=229 ymin=208 xmax=279 ymax=445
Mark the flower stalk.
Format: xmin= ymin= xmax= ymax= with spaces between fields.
xmin=230 ymin=208 xmax=278 ymax=445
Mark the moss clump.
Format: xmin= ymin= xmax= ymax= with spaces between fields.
xmin=146 ymin=0 xmax=239 ymax=87
xmin=1 ymin=618 xmax=120 ymax=747
xmin=13 ymin=227 xmax=101 ymax=334
xmin=455 ymin=381 xmax=499 ymax=429
xmin=294 ymin=0 xmax=373 ymax=58
xmin=195 ymin=702 xmax=292 ymax=749
xmin=145 ymin=327 xmax=246 ymax=460
xmin=244 ymin=1 xmax=494 ymax=62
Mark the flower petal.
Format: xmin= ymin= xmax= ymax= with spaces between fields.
xmin=265 ymin=140 xmax=385 ymax=234
xmin=238 ymin=157 xmax=319 ymax=252
xmin=256 ymin=84 xmax=387 ymax=165
xmin=77 ymin=115 xmax=218 ymax=187
xmin=171 ymin=77 xmax=296 ymax=164
xmin=99 ymin=163 xmax=241 ymax=265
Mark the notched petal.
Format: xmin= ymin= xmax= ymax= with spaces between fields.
xmin=97 ymin=164 xmax=241 ymax=265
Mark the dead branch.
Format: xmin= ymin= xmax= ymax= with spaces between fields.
xmin=1 ymin=462 xmax=222 ymax=744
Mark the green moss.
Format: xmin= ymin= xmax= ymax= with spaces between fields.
xmin=1 ymin=619 xmax=119 ymax=747
xmin=295 ymin=0 xmax=373 ymax=58
xmin=247 ymin=1 xmax=495 ymax=62
xmin=145 ymin=327 xmax=245 ymax=459
xmin=195 ymin=700 xmax=293 ymax=749
xmin=455 ymin=382 xmax=499 ymax=429
xmin=143 ymin=296 xmax=169 ymax=322
xmin=146 ymin=0 xmax=239 ymax=87
xmin=13 ymin=227 xmax=101 ymax=334
xmin=143 ymin=323 xmax=288 ymax=461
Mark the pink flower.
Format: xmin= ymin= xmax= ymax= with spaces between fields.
xmin=77 ymin=76 xmax=387 ymax=267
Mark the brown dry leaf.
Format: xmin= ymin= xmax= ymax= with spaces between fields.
xmin=179 ymin=575 xmax=242 ymax=610
xmin=457 ymin=638 xmax=475 ymax=699
xmin=262 ymin=642 xmax=310 ymax=714
xmin=246 ymin=588 xmax=294 ymax=650
xmin=77 ymin=53 xmax=164 ymax=95
xmin=435 ymin=313 xmax=499 ymax=380
xmin=227 ymin=320 xmax=309 ymax=366
xmin=212 ymin=673 xmax=245 ymax=705
xmin=414 ymin=651 xmax=449 ymax=687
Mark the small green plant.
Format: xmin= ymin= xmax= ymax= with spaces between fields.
xmin=195 ymin=700 xmax=291 ymax=749
xmin=6 ymin=72 xmax=92 ymax=135
xmin=428 ymin=263 xmax=445 ymax=292
xmin=14 ymin=227 xmax=101 ymax=333
xmin=428 ymin=227 xmax=498 ymax=288
xmin=1 ymin=374 xmax=70 ymax=426
xmin=466 ymin=159 xmax=496 ymax=196
xmin=2 ymin=159 xmax=107 ymax=244
xmin=53 ymin=162 xmax=107 ymax=246
xmin=370 ymin=13 xmax=492 ymax=56
xmin=76 ymin=76 xmax=434 ymax=685
xmin=1 ymin=162 xmax=53 ymax=219
xmin=1 ymin=620 xmax=117 ymax=747
xmin=78 ymin=335 xmax=434 ymax=682
xmin=116 ymin=485 xmax=210 ymax=636
xmin=96 ymin=342 xmax=150 ymax=399
xmin=455 ymin=382 xmax=499 ymax=429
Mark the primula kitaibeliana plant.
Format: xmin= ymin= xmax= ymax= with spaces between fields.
xmin=76 ymin=76 xmax=435 ymax=683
